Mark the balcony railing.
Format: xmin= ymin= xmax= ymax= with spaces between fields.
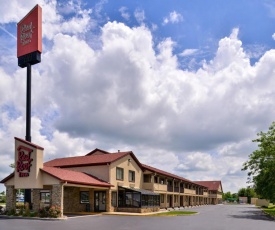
xmin=184 ymin=188 xmax=196 ymax=195
xmin=174 ymin=187 xmax=179 ymax=193
xmin=180 ymin=187 xmax=184 ymax=193
xmin=167 ymin=185 xmax=173 ymax=192
xmin=153 ymin=183 xmax=168 ymax=191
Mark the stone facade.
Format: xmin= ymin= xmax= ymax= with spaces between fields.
xmin=63 ymin=187 xmax=96 ymax=213
xmin=51 ymin=184 xmax=63 ymax=216
xmin=6 ymin=185 xmax=16 ymax=211
xmin=32 ymin=189 xmax=40 ymax=212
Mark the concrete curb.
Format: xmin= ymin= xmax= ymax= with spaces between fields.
xmin=0 ymin=215 xmax=67 ymax=221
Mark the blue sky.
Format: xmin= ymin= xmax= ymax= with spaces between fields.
xmin=1 ymin=0 xmax=275 ymax=194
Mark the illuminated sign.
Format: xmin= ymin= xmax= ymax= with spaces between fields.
xmin=17 ymin=4 xmax=42 ymax=67
xmin=16 ymin=146 xmax=33 ymax=177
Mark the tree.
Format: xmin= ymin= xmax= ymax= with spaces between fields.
xmin=242 ymin=122 xmax=275 ymax=202
xmin=237 ymin=187 xmax=256 ymax=203
xmin=223 ymin=191 xmax=232 ymax=200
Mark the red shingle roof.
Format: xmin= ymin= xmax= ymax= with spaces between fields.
xmin=44 ymin=149 xmax=144 ymax=170
xmin=41 ymin=166 xmax=112 ymax=187
xmin=194 ymin=181 xmax=223 ymax=192
xmin=44 ymin=151 xmax=131 ymax=167
xmin=142 ymin=164 xmax=206 ymax=187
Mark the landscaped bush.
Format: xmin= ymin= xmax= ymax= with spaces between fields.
xmin=16 ymin=202 xmax=24 ymax=209
xmin=0 ymin=206 xmax=4 ymax=214
xmin=38 ymin=206 xmax=61 ymax=218
xmin=48 ymin=206 xmax=61 ymax=218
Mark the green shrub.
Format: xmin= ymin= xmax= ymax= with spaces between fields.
xmin=7 ymin=209 xmax=16 ymax=216
xmin=38 ymin=206 xmax=61 ymax=218
xmin=30 ymin=212 xmax=38 ymax=217
xmin=0 ymin=206 xmax=4 ymax=214
xmin=48 ymin=206 xmax=61 ymax=218
xmin=16 ymin=202 xmax=24 ymax=209
xmin=38 ymin=206 xmax=50 ymax=218
xmin=24 ymin=202 xmax=30 ymax=216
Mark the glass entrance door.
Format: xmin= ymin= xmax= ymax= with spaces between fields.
xmin=94 ymin=191 xmax=106 ymax=212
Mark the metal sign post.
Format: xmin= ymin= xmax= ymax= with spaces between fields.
xmin=17 ymin=4 xmax=42 ymax=208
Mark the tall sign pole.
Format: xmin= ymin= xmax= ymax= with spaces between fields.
xmin=17 ymin=4 xmax=42 ymax=207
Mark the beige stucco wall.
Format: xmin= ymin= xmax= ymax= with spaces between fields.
xmin=109 ymin=154 xmax=142 ymax=189
xmin=41 ymin=171 xmax=60 ymax=185
xmin=14 ymin=139 xmax=43 ymax=189
xmin=4 ymin=176 xmax=14 ymax=186
xmin=65 ymin=165 xmax=109 ymax=182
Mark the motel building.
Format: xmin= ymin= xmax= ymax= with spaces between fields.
xmin=1 ymin=137 xmax=223 ymax=216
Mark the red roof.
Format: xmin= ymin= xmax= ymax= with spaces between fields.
xmin=44 ymin=151 xmax=131 ymax=167
xmin=45 ymin=150 xmax=144 ymax=170
xmin=85 ymin=148 xmax=110 ymax=156
xmin=41 ymin=166 xmax=112 ymax=187
xmin=142 ymin=164 xmax=207 ymax=187
xmin=194 ymin=181 xmax=223 ymax=192
xmin=0 ymin=172 xmax=14 ymax=184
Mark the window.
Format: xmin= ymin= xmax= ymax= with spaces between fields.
xmin=129 ymin=170 xmax=135 ymax=182
xmin=160 ymin=194 xmax=164 ymax=203
xmin=143 ymin=174 xmax=151 ymax=182
xmin=111 ymin=192 xmax=117 ymax=207
xmin=40 ymin=191 xmax=50 ymax=204
xmin=116 ymin=167 xmax=124 ymax=180
xmin=80 ymin=191 xmax=89 ymax=204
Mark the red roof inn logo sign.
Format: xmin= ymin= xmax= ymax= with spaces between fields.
xmin=16 ymin=146 xmax=33 ymax=177
xmin=17 ymin=4 xmax=42 ymax=68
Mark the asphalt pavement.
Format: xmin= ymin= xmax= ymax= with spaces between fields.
xmin=0 ymin=204 xmax=274 ymax=230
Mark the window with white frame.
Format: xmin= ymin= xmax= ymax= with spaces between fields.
xmin=129 ymin=170 xmax=135 ymax=182
xmin=40 ymin=191 xmax=50 ymax=204
xmin=116 ymin=167 xmax=124 ymax=180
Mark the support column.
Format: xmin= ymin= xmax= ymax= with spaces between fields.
xmin=32 ymin=189 xmax=40 ymax=212
xmin=164 ymin=194 xmax=167 ymax=208
xmin=6 ymin=185 xmax=16 ymax=212
xmin=106 ymin=189 xmax=111 ymax=212
xmin=52 ymin=184 xmax=64 ymax=217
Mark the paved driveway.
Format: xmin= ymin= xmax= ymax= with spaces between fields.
xmin=0 ymin=205 xmax=274 ymax=230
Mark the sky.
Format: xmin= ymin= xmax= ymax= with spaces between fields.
xmin=1 ymin=0 xmax=275 ymax=194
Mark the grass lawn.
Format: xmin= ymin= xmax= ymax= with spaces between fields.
xmin=262 ymin=205 xmax=275 ymax=217
xmin=151 ymin=211 xmax=197 ymax=216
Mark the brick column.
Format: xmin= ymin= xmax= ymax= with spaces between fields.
xmin=32 ymin=189 xmax=40 ymax=212
xmin=6 ymin=185 xmax=16 ymax=212
xmin=52 ymin=184 xmax=64 ymax=216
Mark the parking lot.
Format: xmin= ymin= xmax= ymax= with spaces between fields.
xmin=0 ymin=205 xmax=274 ymax=230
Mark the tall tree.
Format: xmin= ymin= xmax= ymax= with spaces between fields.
xmin=242 ymin=122 xmax=275 ymax=202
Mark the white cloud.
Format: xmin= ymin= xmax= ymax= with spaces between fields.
xmin=119 ymin=7 xmax=130 ymax=21
xmin=176 ymin=152 xmax=215 ymax=172
xmin=163 ymin=11 xmax=183 ymax=25
xmin=134 ymin=9 xmax=145 ymax=24
xmin=179 ymin=49 xmax=199 ymax=57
